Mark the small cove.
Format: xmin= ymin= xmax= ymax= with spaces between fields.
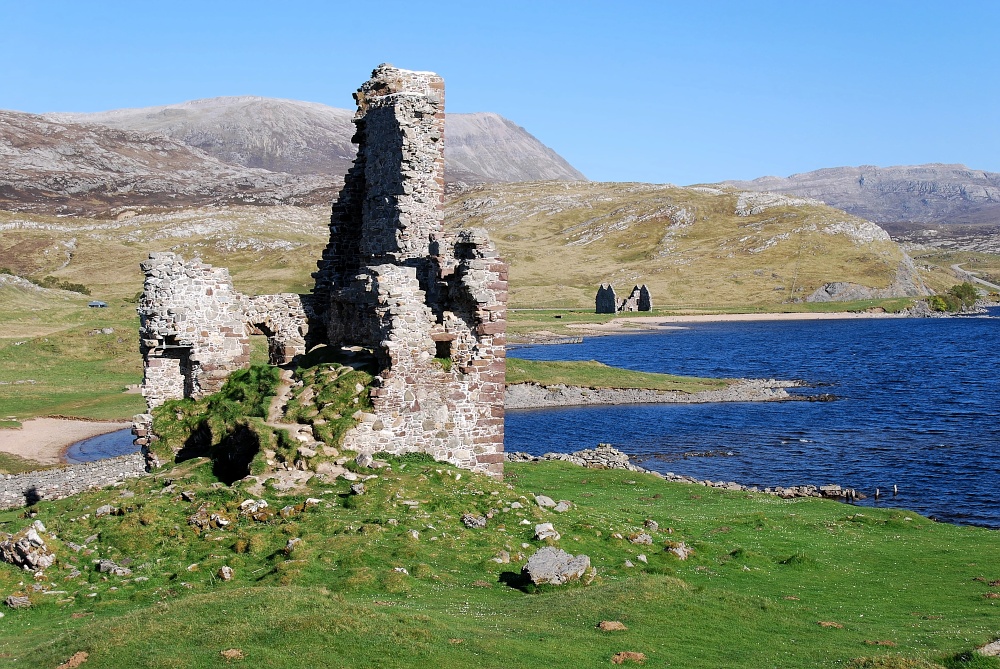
xmin=64 ymin=428 xmax=138 ymax=464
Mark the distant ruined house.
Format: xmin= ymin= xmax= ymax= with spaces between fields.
xmin=595 ymin=284 xmax=652 ymax=313
xmin=135 ymin=64 xmax=508 ymax=478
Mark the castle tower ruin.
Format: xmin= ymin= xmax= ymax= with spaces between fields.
xmin=136 ymin=64 xmax=507 ymax=478
xmin=312 ymin=64 xmax=508 ymax=478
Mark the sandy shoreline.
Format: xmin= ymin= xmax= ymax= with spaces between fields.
xmin=568 ymin=310 xmax=904 ymax=334
xmin=0 ymin=418 xmax=131 ymax=465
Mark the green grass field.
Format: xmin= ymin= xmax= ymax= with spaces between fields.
xmin=1 ymin=455 xmax=998 ymax=668
xmin=506 ymin=358 xmax=732 ymax=393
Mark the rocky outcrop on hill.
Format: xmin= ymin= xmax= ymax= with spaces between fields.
xmin=45 ymin=97 xmax=586 ymax=186
xmin=0 ymin=110 xmax=335 ymax=215
xmin=722 ymin=164 xmax=1000 ymax=228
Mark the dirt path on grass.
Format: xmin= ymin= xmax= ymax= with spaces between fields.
xmin=0 ymin=418 xmax=131 ymax=465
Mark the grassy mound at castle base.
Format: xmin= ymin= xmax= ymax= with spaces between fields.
xmin=1 ymin=454 xmax=998 ymax=668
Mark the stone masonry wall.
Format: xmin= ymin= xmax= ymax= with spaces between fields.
xmin=137 ymin=253 xmax=314 ymax=410
xmin=137 ymin=64 xmax=507 ymax=479
xmin=312 ymin=65 xmax=507 ymax=478
xmin=0 ymin=454 xmax=147 ymax=511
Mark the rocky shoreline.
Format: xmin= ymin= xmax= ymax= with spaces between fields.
xmin=506 ymin=444 xmax=863 ymax=501
xmin=504 ymin=378 xmax=807 ymax=410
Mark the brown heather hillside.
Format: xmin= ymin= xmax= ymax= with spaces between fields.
xmin=445 ymin=181 xmax=935 ymax=308
xmin=0 ymin=182 xmax=953 ymax=310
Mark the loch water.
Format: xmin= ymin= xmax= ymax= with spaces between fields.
xmin=505 ymin=308 xmax=1000 ymax=529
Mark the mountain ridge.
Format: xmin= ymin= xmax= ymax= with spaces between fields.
xmin=720 ymin=163 xmax=1000 ymax=228
xmin=44 ymin=96 xmax=586 ymax=184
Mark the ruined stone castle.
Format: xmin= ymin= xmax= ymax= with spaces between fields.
xmin=595 ymin=284 xmax=652 ymax=314
xmin=135 ymin=64 xmax=508 ymax=477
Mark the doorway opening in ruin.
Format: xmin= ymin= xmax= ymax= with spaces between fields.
xmin=249 ymin=322 xmax=279 ymax=365
xmin=161 ymin=344 xmax=196 ymax=399
xmin=248 ymin=333 xmax=271 ymax=366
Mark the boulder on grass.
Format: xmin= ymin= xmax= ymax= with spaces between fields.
xmin=522 ymin=546 xmax=591 ymax=585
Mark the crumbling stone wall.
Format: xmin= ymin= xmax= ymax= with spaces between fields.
xmin=0 ymin=454 xmax=147 ymax=510
xmin=137 ymin=252 xmax=312 ymax=409
xmin=136 ymin=64 xmax=507 ymax=479
xmin=312 ymin=65 xmax=507 ymax=478
xmin=595 ymin=284 xmax=652 ymax=313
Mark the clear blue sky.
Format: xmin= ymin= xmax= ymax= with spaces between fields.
xmin=3 ymin=0 xmax=998 ymax=185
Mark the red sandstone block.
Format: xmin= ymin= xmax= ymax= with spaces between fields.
xmin=476 ymin=322 xmax=505 ymax=335
xmin=477 ymin=453 xmax=504 ymax=464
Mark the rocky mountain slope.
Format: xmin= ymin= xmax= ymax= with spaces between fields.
xmin=445 ymin=182 xmax=932 ymax=307
xmin=0 ymin=110 xmax=336 ymax=216
xmin=46 ymin=96 xmax=586 ymax=185
xmin=721 ymin=164 xmax=1000 ymax=229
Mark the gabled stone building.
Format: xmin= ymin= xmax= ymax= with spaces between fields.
xmin=595 ymin=283 xmax=652 ymax=313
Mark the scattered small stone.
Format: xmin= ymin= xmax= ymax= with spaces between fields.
xmin=186 ymin=563 xmax=199 ymax=572
xmin=611 ymin=651 xmax=646 ymax=665
xmin=534 ymin=495 xmax=556 ymax=508
xmin=97 ymin=559 xmax=131 ymax=577
xmin=636 ymin=554 xmax=648 ymax=564
xmin=510 ymin=501 xmax=523 ymax=509
xmin=534 ymin=523 xmax=560 ymax=541
xmin=180 ymin=491 xmax=196 ymax=503
xmin=285 ymin=538 xmax=302 ymax=552
xmin=864 ymin=640 xmax=897 ymax=647
xmin=350 ymin=483 xmax=366 ymax=495
xmin=297 ymin=446 xmax=317 ymax=459
xmin=984 ymin=592 xmax=1000 ymax=599
xmin=643 ymin=519 xmax=658 ymax=531
xmin=522 ymin=546 xmax=592 ymax=585
xmin=553 ymin=500 xmax=572 ymax=513
xmin=629 ymin=533 xmax=653 ymax=545
xmin=94 ymin=504 xmax=116 ymax=517
xmin=120 ymin=490 xmax=135 ymax=499
xmin=598 ymin=621 xmax=628 ymax=631
xmin=492 ymin=550 xmax=511 ymax=564
xmin=5 ymin=595 xmax=30 ymax=609
xmin=407 ymin=530 xmax=420 ymax=540
xmin=818 ymin=621 xmax=844 ymax=628
xmin=218 ymin=566 xmax=234 ymax=581
xmin=624 ymin=560 xmax=635 ymax=568
xmin=611 ymin=532 xmax=623 ymax=540
xmin=461 ymin=513 xmax=487 ymax=529
xmin=977 ymin=639 xmax=1000 ymax=656
xmin=387 ymin=519 xmax=399 ymax=526
xmin=393 ymin=567 xmax=409 ymax=575
xmin=0 ymin=525 xmax=55 ymax=571
xmin=666 ymin=542 xmax=693 ymax=560
xmin=356 ymin=453 xmax=374 ymax=468
xmin=341 ymin=471 xmax=359 ymax=482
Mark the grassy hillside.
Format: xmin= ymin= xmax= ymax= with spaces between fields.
xmin=0 ymin=206 xmax=329 ymax=301
xmin=446 ymin=182 xmax=916 ymax=308
xmin=1 ymin=183 xmax=935 ymax=311
xmin=1 ymin=454 xmax=999 ymax=668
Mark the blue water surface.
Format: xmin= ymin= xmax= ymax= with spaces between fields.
xmin=64 ymin=429 xmax=137 ymax=464
xmin=505 ymin=308 xmax=1000 ymax=528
